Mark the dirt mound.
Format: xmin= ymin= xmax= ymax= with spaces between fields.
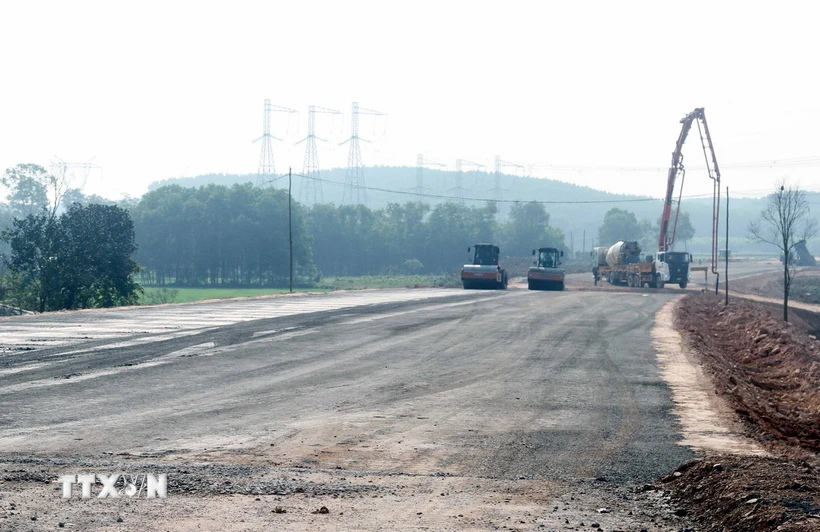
xmin=732 ymin=268 xmax=820 ymax=304
xmin=677 ymin=294 xmax=820 ymax=453
xmin=660 ymin=456 xmax=820 ymax=531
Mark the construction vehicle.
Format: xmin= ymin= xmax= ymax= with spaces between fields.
xmin=594 ymin=108 xmax=722 ymax=290
xmin=528 ymin=247 xmax=565 ymax=290
xmin=658 ymin=108 xmax=722 ymax=288
xmin=593 ymin=241 xmax=669 ymax=288
xmin=657 ymin=251 xmax=692 ymax=288
xmin=793 ymin=240 xmax=817 ymax=266
xmin=461 ymin=243 xmax=508 ymax=289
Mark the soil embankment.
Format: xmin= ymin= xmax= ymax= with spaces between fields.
xmin=664 ymin=294 xmax=820 ymax=531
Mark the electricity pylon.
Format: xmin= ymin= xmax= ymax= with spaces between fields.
xmin=415 ymin=153 xmax=447 ymax=195
xmin=297 ymin=105 xmax=342 ymax=204
xmin=253 ymin=99 xmax=297 ymax=186
xmin=340 ymin=101 xmax=385 ymax=204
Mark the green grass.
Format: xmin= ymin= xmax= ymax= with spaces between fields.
xmin=139 ymin=286 xmax=331 ymax=305
xmin=317 ymin=274 xmax=461 ymax=290
xmin=139 ymin=274 xmax=460 ymax=305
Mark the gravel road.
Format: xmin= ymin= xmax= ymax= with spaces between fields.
xmin=0 ymin=287 xmax=709 ymax=530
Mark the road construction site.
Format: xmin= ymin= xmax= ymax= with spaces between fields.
xmin=4 ymin=259 xmax=819 ymax=530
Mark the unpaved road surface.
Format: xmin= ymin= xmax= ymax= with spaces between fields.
xmin=1 ymin=288 xmax=703 ymax=530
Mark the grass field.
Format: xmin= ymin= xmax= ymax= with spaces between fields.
xmin=316 ymin=274 xmax=460 ymax=290
xmin=139 ymin=287 xmax=331 ymax=305
xmin=139 ymin=275 xmax=459 ymax=305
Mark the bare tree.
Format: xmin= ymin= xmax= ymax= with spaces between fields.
xmin=749 ymin=181 xmax=818 ymax=321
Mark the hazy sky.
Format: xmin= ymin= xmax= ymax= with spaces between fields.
xmin=2 ymin=1 xmax=819 ymax=202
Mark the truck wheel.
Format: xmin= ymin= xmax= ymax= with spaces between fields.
xmin=656 ymin=275 xmax=665 ymax=289
xmin=679 ymin=281 xmax=687 ymax=289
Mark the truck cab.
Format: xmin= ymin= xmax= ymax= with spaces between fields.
xmin=657 ymin=251 xmax=691 ymax=288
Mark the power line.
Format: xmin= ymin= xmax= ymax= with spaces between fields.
xmin=526 ymin=156 xmax=820 ymax=174
xmin=257 ymin=171 xmax=793 ymax=205
xmin=294 ymin=172 xmax=669 ymax=204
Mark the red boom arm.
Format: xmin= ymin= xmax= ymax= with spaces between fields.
xmin=658 ymin=108 xmax=721 ymax=274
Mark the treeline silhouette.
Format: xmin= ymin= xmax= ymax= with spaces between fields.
xmin=131 ymin=184 xmax=565 ymax=286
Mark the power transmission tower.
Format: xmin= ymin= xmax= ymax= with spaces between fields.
xmin=297 ymin=105 xmax=342 ymax=204
xmin=452 ymin=159 xmax=486 ymax=202
xmin=414 ymin=153 xmax=446 ymax=195
xmin=50 ymin=157 xmax=103 ymax=190
xmin=341 ymin=101 xmax=385 ymax=204
xmin=253 ymin=99 xmax=297 ymax=185
xmin=492 ymin=155 xmax=525 ymax=202
xmin=47 ymin=156 xmax=103 ymax=213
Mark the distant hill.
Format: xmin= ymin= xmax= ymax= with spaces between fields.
xmin=148 ymin=167 xmax=820 ymax=255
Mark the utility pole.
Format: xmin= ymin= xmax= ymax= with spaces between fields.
xmin=725 ymin=186 xmax=729 ymax=305
xmin=254 ymin=99 xmax=298 ymax=186
xmin=341 ymin=101 xmax=385 ymax=204
xmin=289 ymin=167 xmax=293 ymax=294
xmin=297 ymin=105 xmax=342 ymax=204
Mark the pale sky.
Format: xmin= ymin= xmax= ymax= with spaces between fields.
xmin=1 ymin=1 xmax=819 ymax=201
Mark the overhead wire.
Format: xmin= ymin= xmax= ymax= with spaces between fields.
xmin=287 ymin=172 xmax=767 ymax=205
xmin=258 ymin=165 xmax=820 ymax=206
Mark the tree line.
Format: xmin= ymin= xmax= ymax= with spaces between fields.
xmin=2 ymin=163 xmax=704 ymax=312
xmin=131 ymin=184 xmax=313 ymax=286
xmin=130 ymin=184 xmax=567 ymax=285
xmin=597 ymin=207 xmax=695 ymax=253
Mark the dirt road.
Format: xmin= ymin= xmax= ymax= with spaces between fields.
xmin=2 ymin=288 xmax=704 ymax=530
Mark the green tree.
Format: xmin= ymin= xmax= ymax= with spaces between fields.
xmin=0 ymin=202 xmax=12 ymax=257
xmin=598 ymin=208 xmax=642 ymax=247
xmin=62 ymin=188 xmax=115 ymax=209
xmin=58 ymin=204 xmax=142 ymax=308
xmin=1 ymin=204 xmax=141 ymax=311
xmin=424 ymin=202 xmax=498 ymax=273
xmin=675 ymin=211 xmax=696 ymax=247
xmin=132 ymin=184 xmax=314 ymax=286
xmin=503 ymin=201 xmax=563 ymax=255
xmin=1 ymin=211 xmax=61 ymax=311
xmin=1 ymin=164 xmax=51 ymax=217
xmin=638 ymin=219 xmax=656 ymax=254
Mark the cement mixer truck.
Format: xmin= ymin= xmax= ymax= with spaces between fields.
xmin=592 ymin=241 xmax=670 ymax=288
